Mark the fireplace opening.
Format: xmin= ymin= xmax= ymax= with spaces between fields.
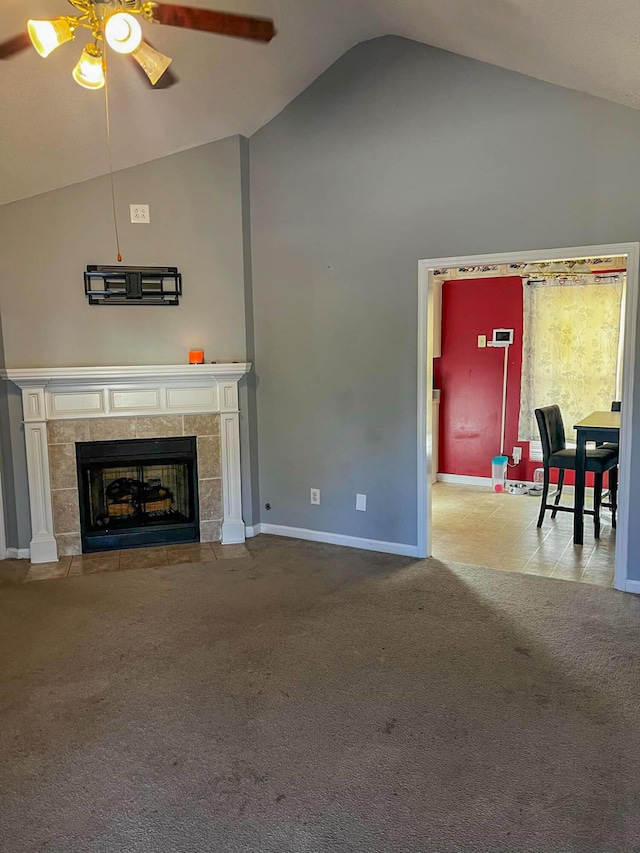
xmin=77 ymin=437 xmax=199 ymax=552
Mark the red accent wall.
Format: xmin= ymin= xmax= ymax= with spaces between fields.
xmin=434 ymin=272 xmax=619 ymax=484
xmin=434 ymin=276 xmax=529 ymax=479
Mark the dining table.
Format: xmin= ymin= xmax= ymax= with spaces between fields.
xmin=573 ymin=410 xmax=621 ymax=545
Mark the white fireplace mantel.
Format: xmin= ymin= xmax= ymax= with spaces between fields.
xmin=1 ymin=363 xmax=251 ymax=563
xmin=3 ymin=363 xmax=251 ymax=384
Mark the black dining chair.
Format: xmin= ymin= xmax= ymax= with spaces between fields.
xmin=535 ymin=405 xmax=618 ymax=537
xmin=601 ymin=400 xmax=621 ymax=450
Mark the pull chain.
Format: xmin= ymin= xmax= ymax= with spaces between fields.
xmin=103 ymin=51 xmax=122 ymax=262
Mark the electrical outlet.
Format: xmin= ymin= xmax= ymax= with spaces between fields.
xmin=310 ymin=488 xmax=320 ymax=505
xmin=356 ymin=493 xmax=367 ymax=511
xmin=512 ymin=446 xmax=522 ymax=465
xmin=130 ymin=204 xmax=150 ymax=224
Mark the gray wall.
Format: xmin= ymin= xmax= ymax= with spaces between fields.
xmin=0 ymin=317 xmax=12 ymax=550
xmin=3 ymin=386 xmax=31 ymax=550
xmin=0 ymin=136 xmax=247 ymax=368
xmin=249 ymin=36 xmax=640 ymax=573
xmin=0 ymin=135 xmax=254 ymax=547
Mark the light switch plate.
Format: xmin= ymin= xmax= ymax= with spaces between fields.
xmin=356 ymin=493 xmax=367 ymax=511
xmin=478 ymin=335 xmax=487 ymax=348
xmin=130 ymin=204 xmax=150 ymax=224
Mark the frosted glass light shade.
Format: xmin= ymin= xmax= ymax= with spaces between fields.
xmin=132 ymin=41 xmax=172 ymax=85
xmin=105 ymin=12 xmax=143 ymax=55
xmin=72 ymin=46 xmax=105 ymax=90
xmin=28 ymin=18 xmax=74 ymax=58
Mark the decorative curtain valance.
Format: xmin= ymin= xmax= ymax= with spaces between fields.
xmin=519 ymin=276 xmax=623 ymax=442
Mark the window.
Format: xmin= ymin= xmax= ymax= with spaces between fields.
xmin=519 ymin=275 xmax=624 ymax=442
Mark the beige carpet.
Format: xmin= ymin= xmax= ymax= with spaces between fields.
xmin=1 ymin=535 xmax=639 ymax=852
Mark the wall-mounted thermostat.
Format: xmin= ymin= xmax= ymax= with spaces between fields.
xmin=491 ymin=328 xmax=514 ymax=346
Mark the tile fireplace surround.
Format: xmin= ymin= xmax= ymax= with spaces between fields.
xmin=1 ymin=364 xmax=251 ymax=563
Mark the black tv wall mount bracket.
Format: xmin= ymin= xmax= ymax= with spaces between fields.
xmin=84 ymin=265 xmax=182 ymax=305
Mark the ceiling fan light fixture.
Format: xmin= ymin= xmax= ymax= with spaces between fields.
xmin=72 ymin=45 xmax=105 ymax=90
xmin=105 ymin=12 xmax=143 ymax=55
xmin=27 ymin=18 xmax=75 ymax=58
xmin=132 ymin=41 xmax=172 ymax=86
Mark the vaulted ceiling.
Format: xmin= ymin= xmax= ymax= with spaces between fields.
xmin=2 ymin=0 xmax=640 ymax=205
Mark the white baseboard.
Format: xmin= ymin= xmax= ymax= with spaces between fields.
xmin=436 ymin=474 xmax=591 ymax=496
xmin=437 ymin=472 xmax=538 ymax=489
xmin=255 ymin=522 xmax=419 ymax=557
xmin=624 ymin=580 xmax=640 ymax=595
xmin=7 ymin=547 xmax=30 ymax=560
xmin=245 ymin=525 xmax=258 ymax=538
xmin=437 ymin=473 xmax=539 ymax=488
xmin=436 ymin=474 xmax=492 ymax=486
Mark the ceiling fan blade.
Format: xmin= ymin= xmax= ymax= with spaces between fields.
xmin=0 ymin=32 xmax=31 ymax=60
xmin=152 ymin=4 xmax=276 ymax=42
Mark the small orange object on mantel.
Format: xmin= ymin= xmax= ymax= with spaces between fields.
xmin=188 ymin=350 xmax=205 ymax=364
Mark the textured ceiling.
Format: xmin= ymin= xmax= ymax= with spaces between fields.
xmin=2 ymin=0 xmax=640 ymax=205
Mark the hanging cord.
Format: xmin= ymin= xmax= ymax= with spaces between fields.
xmin=103 ymin=50 xmax=122 ymax=262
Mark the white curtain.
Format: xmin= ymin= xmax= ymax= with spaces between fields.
xmin=519 ymin=276 xmax=623 ymax=442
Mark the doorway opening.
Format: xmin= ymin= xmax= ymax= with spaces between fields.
xmin=417 ymin=243 xmax=639 ymax=593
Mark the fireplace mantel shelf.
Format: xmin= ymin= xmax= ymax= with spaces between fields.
xmin=1 ymin=363 xmax=251 ymax=387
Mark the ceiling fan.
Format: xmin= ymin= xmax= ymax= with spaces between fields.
xmin=0 ymin=1 xmax=276 ymax=90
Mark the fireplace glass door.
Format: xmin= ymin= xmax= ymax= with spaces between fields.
xmin=77 ymin=437 xmax=199 ymax=552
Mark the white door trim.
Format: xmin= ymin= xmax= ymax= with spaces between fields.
xmin=417 ymin=242 xmax=639 ymax=593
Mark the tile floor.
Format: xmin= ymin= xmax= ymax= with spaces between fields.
xmin=432 ymin=482 xmax=616 ymax=587
xmin=12 ymin=542 xmax=251 ymax=583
